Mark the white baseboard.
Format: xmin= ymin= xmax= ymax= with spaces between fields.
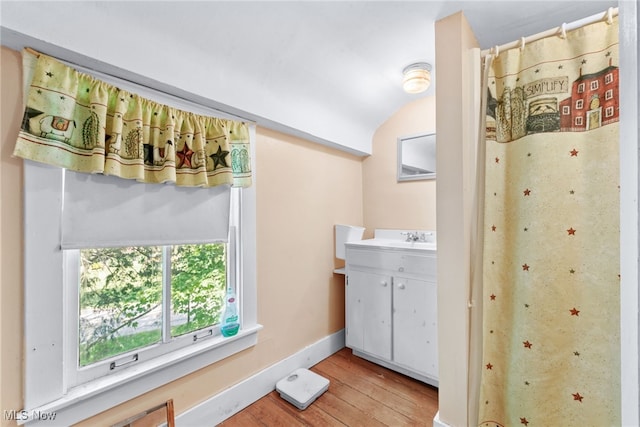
xmin=433 ymin=411 xmax=451 ymax=427
xmin=176 ymin=329 xmax=346 ymax=426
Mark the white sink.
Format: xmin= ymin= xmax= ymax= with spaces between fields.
xmin=344 ymin=229 xmax=437 ymax=252
xmin=347 ymin=238 xmax=436 ymax=252
xmin=376 ymin=240 xmax=437 ymax=251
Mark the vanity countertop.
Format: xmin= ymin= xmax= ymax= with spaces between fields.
xmin=335 ymin=229 xmax=436 ymax=274
xmin=345 ymin=229 xmax=436 ymax=253
xmin=345 ymin=238 xmax=436 ymax=252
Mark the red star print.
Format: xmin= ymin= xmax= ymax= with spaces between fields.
xmin=523 ymin=188 xmax=531 ymax=196
xmin=567 ymin=227 xmax=576 ymax=235
xmin=522 ymin=264 xmax=530 ymax=271
xmin=486 ymin=362 xmax=493 ymax=370
xmin=491 ymin=225 xmax=496 ymax=232
xmin=523 ymin=340 xmax=532 ymax=349
xmin=572 ymin=392 xmax=584 ymax=402
xmin=570 ymin=307 xmax=580 ymax=316
xmin=490 ymin=294 xmax=496 ymax=301
xmin=520 ymin=417 xmax=529 ymax=426
xmin=176 ymin=143 xmax=194 ymax=169
xmin=570 ymin=148 xmax=579 ymax=156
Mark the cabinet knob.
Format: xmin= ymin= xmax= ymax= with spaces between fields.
xmin=397 ymin=283 xmax=406 ymax=290
xmin=381 ymin=281 xmax=388 ymax=287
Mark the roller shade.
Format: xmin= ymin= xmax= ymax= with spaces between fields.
xmin=61 ymin=170 xmax=231 ymax=249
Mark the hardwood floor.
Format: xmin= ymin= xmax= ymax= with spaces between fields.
xmin=218 ymin=348 xmax=439 ymax=427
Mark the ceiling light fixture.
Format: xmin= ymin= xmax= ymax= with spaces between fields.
xmin=402 ymin=62 xmax=432 ymax=94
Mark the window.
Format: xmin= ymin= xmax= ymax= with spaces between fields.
xmin=576 ymin=99 xmax=584 ymax=110
xmin=23 ymin=49 xmax=261 ymax=425
xmin=605 ymin=106 xmax=615 ymax=117
xmin=605 ymin=73 xmax=614 ymax=84
xmin=24 ymin=160 xmax=259 ymax=426
xmin=24 ymin=157 xmax=258 ymax=421
xmin=21 ymin=58 xmax=260 ymax=423
xmin=605 ymin=89 xmax=613 ymax=100
xmin=67 ymin=242 xmax=228 ymax=385
xmin=577 ymin=82 xmax=585 ymax=93
xmin=575 ymin=116 xmax=584 ymax=126
xmin=79 ymin=244 xmax=226 ymax=363
xmin=590 ymin=80 xmax=599 ymax=90
xmin=57 ymin=169 xmax=239 ymax=388
xmin=562 ymin=106 xmax=571 ymax=115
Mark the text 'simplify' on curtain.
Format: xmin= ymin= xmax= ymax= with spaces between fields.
xmin=478 ymin=16 xmax=620 ymax=427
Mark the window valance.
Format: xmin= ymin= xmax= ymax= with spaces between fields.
xmin=13 ymin=49 xmax=252 ymax=188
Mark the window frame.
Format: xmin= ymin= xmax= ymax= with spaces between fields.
xmin=64 ymin=239 xmax=233 ymax=388
xmin=605 ymin=106 xmax=615 ymax=118
xmin=577 ymin=82 xmax=585 ymax=93
xmin=21 ymin=130 xmax=259 ymax=426
xmin=576 ymin=99 xmax=584 ymax=110
xmin=605 ymin=89 xmax=614 ymax=100
xmin=605 ymin=72 xmax=614 ymax=84
xmin=590 ymin=80 xmax=599 ymax=90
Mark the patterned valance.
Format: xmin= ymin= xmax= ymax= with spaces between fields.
xmin=13 ymin=49 xmax=252 ymax=188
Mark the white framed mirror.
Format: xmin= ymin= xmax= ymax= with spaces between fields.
xmin=397 ymin=132 xmax=436 ymax=182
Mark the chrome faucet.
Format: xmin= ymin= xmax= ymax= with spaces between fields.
xmin=401 ymin=231 xmax=420 ymax=242
xmin=401 ymin=231 xmax=433 ymax=242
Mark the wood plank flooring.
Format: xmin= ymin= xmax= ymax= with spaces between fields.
xmin=218 ymin=348 xmax=439 ymax=427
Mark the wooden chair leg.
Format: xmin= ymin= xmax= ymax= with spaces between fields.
xmin=111 ymin=399 xmax=175 ymax=427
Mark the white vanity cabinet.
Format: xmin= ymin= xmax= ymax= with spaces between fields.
xmin=345 ymin=269 xmax=393 ymax=360
xmin=345 ymin=244 xmax=438 ymax=386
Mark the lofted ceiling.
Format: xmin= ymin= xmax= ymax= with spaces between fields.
xmin=0 ymin=1 xmax=618 ymax=155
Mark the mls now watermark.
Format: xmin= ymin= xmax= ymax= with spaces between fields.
xmin=4 ymin=409 xmax=57 ymax=422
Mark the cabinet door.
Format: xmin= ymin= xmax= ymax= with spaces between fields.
xmin=346 ymin=269 xmax=392 ymax=360
xmin=393 ymin=277 xmax=438 ymax=378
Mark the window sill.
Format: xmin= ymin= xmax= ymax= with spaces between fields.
xmin=20 ymin=324 xmax=263 ymax=426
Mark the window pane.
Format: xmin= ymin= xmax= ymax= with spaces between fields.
xmin=170 ymin=244 xmax=226 ymax=337
xmin=79 ymin=247 xmax=163 ymax=367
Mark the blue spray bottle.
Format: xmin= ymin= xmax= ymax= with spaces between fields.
xmin=221 ymin=286 xmax=240 ymax=337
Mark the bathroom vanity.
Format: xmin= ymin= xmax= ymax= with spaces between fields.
xmin=344 ymin=230 xmax=438 ymax=387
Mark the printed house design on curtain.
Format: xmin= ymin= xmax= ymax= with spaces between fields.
xmin=486 ymin=58 xmax=619 ymax=143
xmin=559 ymin=59 xmax=620 ymax=131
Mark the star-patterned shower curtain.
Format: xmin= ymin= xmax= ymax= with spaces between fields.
xmin=13 ymin=49 xmax=252 ymax=188
xmin=478 ymin=16 xmax=620 ymax=427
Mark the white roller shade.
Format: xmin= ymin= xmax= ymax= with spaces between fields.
xmin=61 ymin=170 xmax=231 ymax=249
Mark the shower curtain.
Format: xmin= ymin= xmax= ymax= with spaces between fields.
xmin=477 ymin=16 xmax=620 ymax=427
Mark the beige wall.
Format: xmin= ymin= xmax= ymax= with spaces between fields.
xmin=434 ymin=11 xmax=479 ymax=427
xmin=363 ymin=96 xmax=437 ymax=237
xmin=0 ymin=46 xmax=363 ymax=426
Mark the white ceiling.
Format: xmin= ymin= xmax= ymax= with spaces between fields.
xmin=0 ymin=1 xmax=618 ymax=154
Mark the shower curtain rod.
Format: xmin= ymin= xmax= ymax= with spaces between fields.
xmin=480 ymin=6 xmax=618 ymax=57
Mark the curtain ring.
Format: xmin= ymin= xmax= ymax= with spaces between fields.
xmin=520 ymin=37 xmax=526 ymax=51
xmin=606 ymin=7 xmax=613 ymax=24
xmin=560 ymin=23 xmax=567 ymax=39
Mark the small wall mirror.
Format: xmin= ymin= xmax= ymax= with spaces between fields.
xmin=397 ymin=132 xmax=436 ymax=182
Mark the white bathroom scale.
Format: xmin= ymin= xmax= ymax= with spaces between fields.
xmin=275 ymin=368 xmax=329 ymax=410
